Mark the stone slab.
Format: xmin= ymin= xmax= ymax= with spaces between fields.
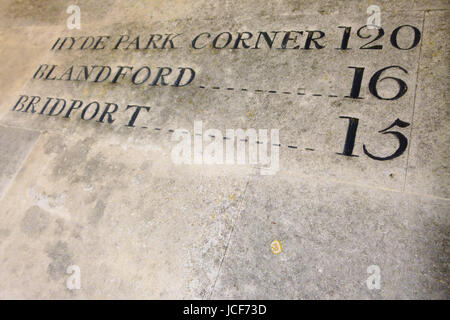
xmin=0 ymin=125 xmax=39 ymax=200
xmin=0 ymin=0 xmax=117 ymax=28
xmin=0 ymin=25 xmax=64 ymax=118
xmin=0 ymin=0 xmax=448 ymax=300
xmin=0 ymin=131 xmax=249 ymax=299
xmin=0 ymin=11 xmax=426 ymax=192
xmin=405 ymin=10 xmax=450 ymax=198
xmin=212 ymin=174 xmax=449 ymax=299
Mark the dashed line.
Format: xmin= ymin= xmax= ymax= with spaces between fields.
xmin=197 ymin=85 xmax=341 ymax=98
xmin=137 ymin=126 xmax=318 ymax=153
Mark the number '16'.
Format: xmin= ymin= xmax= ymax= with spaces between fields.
xmin=346 ymin=65 xmax=408 ymax=100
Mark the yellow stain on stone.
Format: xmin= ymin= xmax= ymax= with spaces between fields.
xmin=270 ymin=240 xmax=282 ymax=255
xmin=246 ymin=107 xmax=257 ymax=120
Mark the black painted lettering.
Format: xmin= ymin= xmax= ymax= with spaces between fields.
xmin=125 ymin=36 xmax=140 ymax=50
xmin=172 ymin=67 xmax=195 ymax=87
xmin=48 ymin=98 xmax=66 ymax=116
xmin=38 ymin=97 xmax=54 ymax=114
xmin=23 ymin=96 xmax=41 ymax=113
xmin=253 ymin=31 xmax=280 ymax=49
xmin=94 ymin=66 xmax=112 ymax=82
xmin=58 ymin=66 xmax=74 ymax=81
xmin=63 ymin=99 xmax=83 ymax=118
xmin=337 ymin=116 xmax=359 ymax=157
xmin=161 ymin=34 xmax=181 ymax=49
xmin=131 ymin=66 xmax=151 ymax=85
xmin=93 ymin=36 xmax=110 ymax=50
xmin=51 ymin=37 xmax=75 ymax=50
xmin=212 ymin=32 xmax=232 ymax=49
xmin=369 ymin=65 xmax=408 ymax=100
xmin=125 ymin=105 xmax=151 ymax=127
xmin=150 ymin=67 xmax=172 ymax=86
xmin=81 ymin=101 xmax=100 ymax=120
xmin=192 ymin=32 xmax=211 ymax=49
xmin=112 ymin=66 xmax=133 ymax=83
xmin=113 ymin=35 xmax=130 ymax=49
xmin=44 ymin=65 xmax=58 ymax=80
xmin=280 ymin=31 xmax=303 ymax=49
xmin=144 ymin=34 xmax=163 ymax=49
xmin=357 ymin=25 xmax=384 ymax=50
xmin=11 ymin=95 xmax=28 ymax=111
xmin=304 ymin=30 xmax=325 ymax=49
xmin=33 ymin=64 xmax=49 ymax=79
xmin=79 ymin=36 xmax=95 ymax=50
xmin=336 ymin=26 xmax=351 ymax=50
xmin=233 ymin=32 xmax=253 ymax=49
xmin=363 ymin=119 xmax=410 ymax=160
xmin=345 ymin=67 xmax=365 ymax=99
xmin=390 ymin=25 xmax=421 ymax=50
xmin=97 ymin=103 xmax=118 ymax=124
xmin=75 ymin=65 xmax=98 ymax=81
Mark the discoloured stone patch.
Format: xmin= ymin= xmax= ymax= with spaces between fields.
xmin=20 ymin=206 xmax=50 ymax=237
xmin=45 ymin=241 xmax=73 ymax=280
xmin=88 ymin=200 xmax=106 ymax=225
xmin=0 ymin=126 xmax=39 ymax=200
xmin=0 ymin=228 xmax=11 ymax=244
xmin=212 ymin=175 xmax=450 ymax=299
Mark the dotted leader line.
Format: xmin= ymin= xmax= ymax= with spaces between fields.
xmin=198 ymin=85 xmax=340 ymax=98
xmin=129 ymin=126 xmax=316 ymax=151
xmin=129 ymin=83 xmax=344 ymax=151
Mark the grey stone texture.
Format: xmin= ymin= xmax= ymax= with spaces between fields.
xmin=0 ymin=1 xmax=448 ymax=299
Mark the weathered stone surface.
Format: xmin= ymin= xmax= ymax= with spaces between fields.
xmin=212 ymin=174 xmax=449 ymax=299
xmin=0 ymin=25 xmax=64 ymax=117
xmin=0 ymin=0 xmax=116 ymax=27
xmin=405 ymin=10 xmax=450 ymax=198
xmin=1 ymin=11 xmax=425 ymax=190
xmin=0 ymin=0 xmax=448 ymax=299
xmin=0 ymin=132 xmax=249 ymax=298
xmin=0 ymin=126 xmax=39 ymax=200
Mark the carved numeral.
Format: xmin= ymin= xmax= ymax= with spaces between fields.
xmin=363 ymin=118 xmax=410 ymax=161
xmin=338 ymin=117 xmax=410 ymax=161
xmin=357 ymin=25 xmax=384 ymax=50
xmin=347 ymin=66 xmax=408 ymax=100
